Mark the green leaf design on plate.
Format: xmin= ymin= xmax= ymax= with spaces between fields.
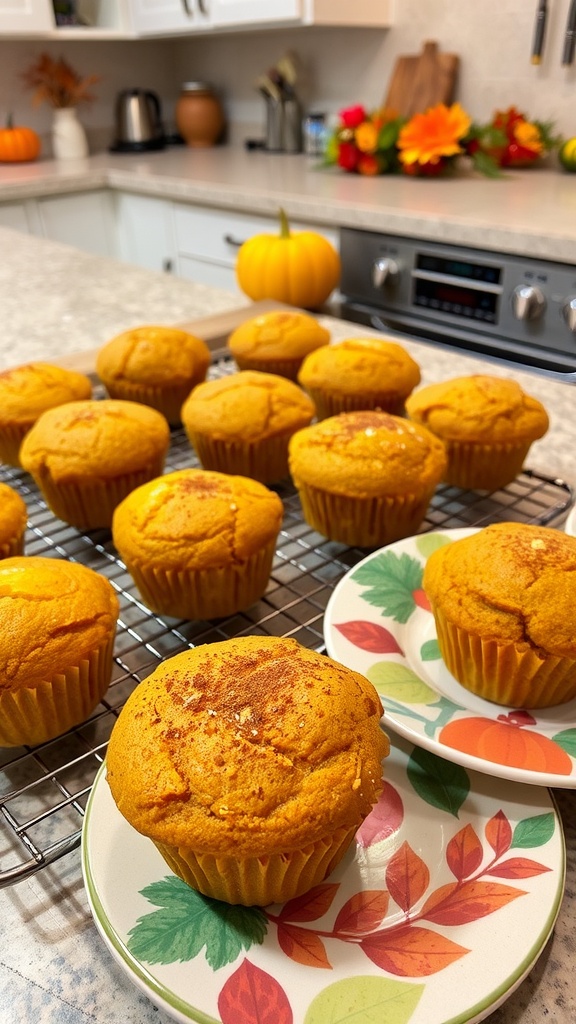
xmin=127 ymin=876 xmax=267 ymax=969
xmin=415 ymin=533 xmax=453 ymax=559
xmin=551 ymin=727 xmax=576 ymax=757
xmin=351 ymin=552 xmax=424 ymax=623
xmin=367 ymin=662 xmax=438 ymax=704
xmin=304 ymin=975 xmax=424 ymax=1024
xmin=420 ymin=638 xmax=441 ymax=662
xmin=407 ymin=747 xmax=470 ymax=818
xmin=511 ymin=813 xmax=556 ymax=850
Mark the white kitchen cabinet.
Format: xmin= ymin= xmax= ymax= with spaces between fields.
xmin=114 ymin=191 xmax=177 ymax=272
xmin=0 ymin=0 xmax=133 ymax=38
xmin=130 ymin=0 xmax=390 ymax=34
xmin=172 ymin=201 xmax=339 ymax=292
xmin=0 ymin=200 xmax=38 ymax=233
xmin=0 ymin=0 xmax=52 ymax=34
xmin=36 ymin=190 xmax=117 ymax=256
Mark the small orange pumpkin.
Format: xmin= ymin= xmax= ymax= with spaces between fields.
xmin=0 ymin=115 xmax=41 ymax=164
xmin=235 ymin=207 xmax=341 ymax=310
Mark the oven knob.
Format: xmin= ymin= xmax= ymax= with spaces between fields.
xmin=510 ymin=284 xmax=546 ymax=321
xmin=372 ymin=257 xmax=400 ymax=289
xmin=561 ymin=297 xmax=576 ymax=332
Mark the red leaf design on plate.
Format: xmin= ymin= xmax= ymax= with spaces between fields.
xmin=333 ymin=890 xmax=390 ymax=934
xmin=218 ymin=958 xmax=293 ymax=1024
xmin=421 ymin=880 xmax=526 ymax=925
xmin=485 ymin=857 xmax=551 ymax=879
xmin=278 ymin=883 xmax=339 ymax=923
xmin=360 ymin=924 xmax=469 ymax=976
xmin=334 ymin=620 xmax=404 ymax=654
xmin=485 ymin=810 xmax=512 ymax=857
xmin=446 ymin=823 xmax=484 ymax=881
xmin=276 ymin=922 xmax=332 ymax=969
xmin=386 ymin=841 xmax=430 ymax=912
xmin=357 ymin=781 xmax=404 ymax=848
xmin=412 ymin=588 xmax=431 ymax=612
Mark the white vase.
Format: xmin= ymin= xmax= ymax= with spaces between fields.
xmin=52 ymin=107 xmax=89 ymax=161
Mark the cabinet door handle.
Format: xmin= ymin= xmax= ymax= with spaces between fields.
xmin=182 ymin=0 xmax=193 ymax=16
xmin=223 ymin=233 xmax=246 ymax=248
xmin=197 ymin=0 xmax=208 ymax=13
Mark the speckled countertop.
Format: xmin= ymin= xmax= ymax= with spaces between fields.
xmin=1 ymin=146 xmax=576 ymax=261
xmin=1 ymin=226 xmax=576 ymax=1024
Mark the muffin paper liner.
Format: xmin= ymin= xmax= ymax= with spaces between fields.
xmin=304 ymin=387 xmax=407 ymax=421
xmin=432 ymin=604 xmax=576 ymax=709
xmin=152 ymin=824 xmax=358 ymax=906
xmin=443 ymin=440 xmax=532 ymax=490
xmin=0 ymin=533 xmax=25 ymax=560
xmin=31 ymin=458 xmax=166 ymax=530
xmin=0 ymin=634 xmax=115 ymax=748
xmin=103 ymin=380 xmax=199 ymax=427
xmin=0 ymin=424 xmax=29 ymax=468
xmin=125 ymin=540 xmax=277 ymax=620
xmin=294 ymin=482 xmax=435 ymax=548
xmin=188 ymin=431 xmax=294 ymax=484
xmin=232 ymin=356 xmax=304 ymax=382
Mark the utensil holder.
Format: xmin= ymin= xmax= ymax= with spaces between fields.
xmin=282 ymin=97 xmax=302 ymax=153
xmin=265 ymin=98 xmax=283 ymax=152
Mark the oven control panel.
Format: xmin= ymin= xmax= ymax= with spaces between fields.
xmin=339 ymin=229 xmax=576 ymax=375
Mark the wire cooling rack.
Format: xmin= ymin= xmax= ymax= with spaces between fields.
xmin=0 ymin=377 xmax=573 ymax=887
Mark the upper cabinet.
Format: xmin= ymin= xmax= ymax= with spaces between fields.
xmin=130 ymin=0 xmax=391 ymax=34
xmin=0 ymin=0 xmax=391 ymax=38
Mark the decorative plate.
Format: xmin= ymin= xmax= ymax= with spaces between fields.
xmin=324 ymin=528 xmax=576 ymax=788
xmin=82 ymin=738 xmax=564 ymax=1024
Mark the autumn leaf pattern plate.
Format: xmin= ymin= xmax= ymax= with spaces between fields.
xmin=82 ymin=736 xmax=564 ymax=1024
xmin=324 ymin=528 xmax=576 ymax=788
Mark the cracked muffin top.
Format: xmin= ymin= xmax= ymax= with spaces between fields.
xmin=298 ymin=336 xmax=421 ymax=398
xmin=106 ymin=635 xmax=389 ymax=856
xmin=405 ymin=374 xmax=549 ymax=443
xmin=423 ymin=522 xmax=576 ymax=656
xmin=96 ymin=325 xmax=211 ymax=388
xmin=111 ymin=467 xmax=283 ymax=571
xmin=0 ymin=362 xmax=92 ymax=427
xmin=288 ymin=410 xmax=447 ymax=497
xmin=19 ymin=399 xmax=170 ymax=484
xmin=228 ymin=310 xmax=330 ymax=364
xmin=181 ymin=369 xmax=315 ymax=443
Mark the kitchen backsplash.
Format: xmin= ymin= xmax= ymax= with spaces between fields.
xmin=1 ymin=0 xmax=576 ymax=153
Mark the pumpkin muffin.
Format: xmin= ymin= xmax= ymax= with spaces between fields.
xmin=423 ymin=523 xmax=576 ymax=708
xmin=106 ymin=635 xmax=389 ymax=905
xmin=298 ymin=336 xmax=421 ymax=419
xmin=227 ymin=310 xmax=330 ymax=381
xmin=19 ymin=399 xmax=170 ymax=530
xmin=405 ymin=375 xmax=549 ymax=490
xmin=0 ymin=362 xmax=92 ymax=467
xmin=181 ymin=370 xmax=315 ymax=483
xmin=0 ymin=483 xmax=27 ymax=559
xmin=0 ymin=556 xmax=119 ymax=747
xmin=112 ymin=468 xmax=283 ymax=620
xmin=96 ymin=324 xmax=211 ymax=426
xmin=288 ymin=410 xmax=447 ymax=548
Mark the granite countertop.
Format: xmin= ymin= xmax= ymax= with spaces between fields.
xmin=1 ymin=227 xmax=576 ymax=1024
xmin=1 ymin=145 xmax=576 ymax=262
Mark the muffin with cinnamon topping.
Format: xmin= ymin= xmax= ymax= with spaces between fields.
xmin=106 ymin=635 xmax=389 ymax=905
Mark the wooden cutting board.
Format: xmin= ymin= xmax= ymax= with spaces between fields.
xmin=383 ymin=40 xmax=460 ymax=118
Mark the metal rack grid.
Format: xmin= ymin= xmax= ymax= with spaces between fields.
xmin=0 ymin=398 xmax=573 ymax=887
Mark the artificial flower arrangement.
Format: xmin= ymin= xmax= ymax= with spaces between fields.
xmin=325 ymin=101 xmax=560 ymax=178
xmin=21 ymin=52 xmax=100 ymax=109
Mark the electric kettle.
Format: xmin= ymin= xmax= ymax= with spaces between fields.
xmin=111 ymin=89 xmax=166 ymax=152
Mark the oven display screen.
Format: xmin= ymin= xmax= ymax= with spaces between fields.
xmin=413 ymin=279 xmax=499 ymax=322
xmin=416 ymin=254 xmax=502 ymax=284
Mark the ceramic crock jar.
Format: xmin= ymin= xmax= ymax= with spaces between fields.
xmin=175 ymin=82 xmax=225 ymax=148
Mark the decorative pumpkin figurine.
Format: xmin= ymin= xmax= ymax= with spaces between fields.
xmin=0 ymin=115 xmax=41 ymax=163
xmin=235 ymin=207 xmax=341 ymax=310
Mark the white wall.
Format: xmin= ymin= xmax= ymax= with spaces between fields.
xmin=1 ymin=0 xmax=576 ymax=156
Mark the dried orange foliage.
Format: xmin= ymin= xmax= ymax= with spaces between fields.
xmin=21 ymin=53 xmax=100 ymax=109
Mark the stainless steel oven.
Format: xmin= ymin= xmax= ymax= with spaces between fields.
xmin=339 ymin=228 xmax=576 ymax=381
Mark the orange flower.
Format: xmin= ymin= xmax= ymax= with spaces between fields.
xmin=355 ymin=120 xmax=379 ymax=153
xmin=513 ymin=120 xmax=543 ymax=155
xmin=397 ymin=102 xmax=472 ymax=167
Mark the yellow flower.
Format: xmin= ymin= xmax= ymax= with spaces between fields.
xmin=513 ymin=120 xmax=543 ymax=155
xmin=397 ymin=102 xmax=472 ymax=166
xmin=355 ymin=120 xmax=379 ymax=153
